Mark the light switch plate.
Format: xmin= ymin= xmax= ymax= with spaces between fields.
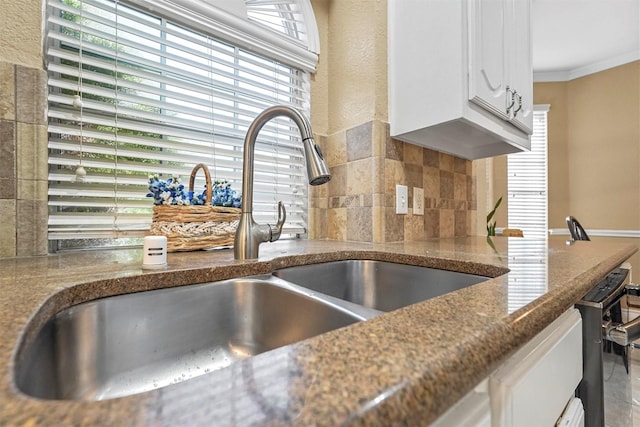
xmin=396 ymin=184 xmax=408 ymax=214
xmin=413 ymin=187 xmax=424 ymax=215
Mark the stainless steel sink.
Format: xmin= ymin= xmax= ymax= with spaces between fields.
xmin=274 ymin=260 xmax=489 ymax=312
xmin=15 ymin=276 xmax=377 ymax=401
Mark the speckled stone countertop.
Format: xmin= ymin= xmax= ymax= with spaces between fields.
xmin=0 ymin=236 xmax=636 ymax=426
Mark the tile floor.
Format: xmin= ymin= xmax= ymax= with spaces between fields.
xmin=603 ymin=347 xmax=640 ymax=427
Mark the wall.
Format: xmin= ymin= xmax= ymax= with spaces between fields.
xmin=0 ymin=0 xmax=477 ymax=257
xmin=309 ymin=0 xmax=476 ymax=243
xmin=493 ymin=61 xmax=640 ymax=271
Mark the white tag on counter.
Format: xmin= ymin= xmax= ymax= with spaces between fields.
xmin=142 ymin=236 xmax=167 ymax=269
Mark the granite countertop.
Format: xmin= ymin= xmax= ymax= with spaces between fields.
xmin=0 ymin=236 xmax=636 ymax=426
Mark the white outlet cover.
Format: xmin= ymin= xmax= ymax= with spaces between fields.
xmin=396 ymin=184 xmax=408 ymax=214
xmin=413 ymin=187 xmax=424 ymax=215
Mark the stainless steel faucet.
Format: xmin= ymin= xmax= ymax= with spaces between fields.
xmin=234 ymin=106 xmax=331 ymax=260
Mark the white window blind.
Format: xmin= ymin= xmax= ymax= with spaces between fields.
xmin=46 ymin=0 xmax=316 ymax=249
xmin=506 ymin=106 xmax=550 ymax=313
xmin=507 ymin=106 xmax=549 ymax=238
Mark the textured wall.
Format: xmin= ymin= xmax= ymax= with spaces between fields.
xmin=494 ymin=62 xmax=639 ymax=233
xmin=0 ymin=0 xmax=43 ymax=69
xmin=491 ymin=62 xmax=640 ymax=272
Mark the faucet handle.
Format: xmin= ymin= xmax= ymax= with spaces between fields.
xmin=268 ymin=201 xmax=287 ymax=242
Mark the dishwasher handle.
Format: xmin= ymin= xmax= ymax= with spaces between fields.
xmin=606 ymin=315 xmax=640 ymax=347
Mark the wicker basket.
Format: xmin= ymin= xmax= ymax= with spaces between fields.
xmin=148 ymin=163 xmax=241 ymax=252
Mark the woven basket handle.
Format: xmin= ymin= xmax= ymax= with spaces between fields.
xmin=189 ymin=163 xmax=213 ymax=206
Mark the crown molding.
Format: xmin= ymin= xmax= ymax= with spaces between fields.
xmin=534 ymin=50 xmax=640 ymax=82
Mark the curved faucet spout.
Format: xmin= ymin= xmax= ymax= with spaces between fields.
xmin=234 ymin=106 xmax=331 ymax=260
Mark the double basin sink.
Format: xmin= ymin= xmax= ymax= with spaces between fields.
xmin=15 ymin=260 xmax=490 ymax=401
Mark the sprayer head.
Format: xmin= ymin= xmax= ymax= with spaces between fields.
xmin=303 ymin=138 xmax=331 ymax=186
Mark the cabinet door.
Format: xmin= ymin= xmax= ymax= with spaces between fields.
xmin=468 ymin=0 xmax=509 ymax=121
xmin=508 ymin=0 xmax=533 ymax=134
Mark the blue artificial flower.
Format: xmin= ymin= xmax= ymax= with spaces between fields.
xmin=147 ymin=174 xmax=241 ymax=207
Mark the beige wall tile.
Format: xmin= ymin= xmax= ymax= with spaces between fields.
xmin=347 ymin=158 xmax=373 ymax=196
xmin=386 ymin=136 xmax=403 ymax=161
xmin=423 ymin=166 xmax=440 ymax=200
xmin=347 ymin=206 xmax=372 ymax=242
xmin=0 ymin=120 xmax=15 ymax=181
xmin=454 ymin=210 xmax=467 ymax=237
xmin=372 ymin=205 xmax=384 ymax=243
xmin=0 ymin=63 xmax=15 ymax=121
xmin=372 ymin=156 xmax=385 ymax=194
xmin=425 ymin=208 xmax=439 ymax=238
xmin=384 ymin=158 xmax=405 ymax=195
xmin=0 ymin=200 xmax=16 ymax=257
xmin=404 ymin=162 xmax=423 ymax=196
xmin=384 ymin=207 xmax=404 ymax=242
xmin=16 ymin=199 xmax=47 ymax=256
xmin=372 ymin=120 xmax=389 ymax=158
xmin=454 ymin=172 xmax=467 ymax=201
xmin=17 ymin=122 xmax=48 ymax=181
xmin=327 ymin=208 xmax=346 ymax=240
xmin=404 ymin=143 xmax=422 ymax=166
xmin=328 ymin=164 xmax=347 ymax=197
xmin=0 ymin=178 xmax=15 ymax=199
xmin=440 ymin=170 xmax=454 ymax=200
xmin=423 ymin=148 xmax=439 ymax=168
xmin=454 ymin=157 xmax=467 ymax=174
xmin=308 ymin=208 xmax=328 ymax=239
xmin=346 ymin=121 xmax=372 ymax=161
xmin=326 ymin=130 xmax=347 ymax=167
xmin=404 ymin=214 xmax=425 ymax=241
xmin=15 ymin=66 xmax=47 ymax=125
xmin=439 ymin=153 xmax=455 ymax=172
xmin=439 ymin=209 xmax=455 ymax=238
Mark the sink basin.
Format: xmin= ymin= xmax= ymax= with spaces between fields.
xmin=274 ymin=260 xmax=490 ymax=312
xmin=15 ymin=276 xmax=372 ymax=401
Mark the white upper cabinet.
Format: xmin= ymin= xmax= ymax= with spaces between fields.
xmin=388 ymin=0 xmax=533 ymax=160
xmin=468 ymin=0 xmax=533 ymax=134
xmin=508 ymin=0 xmax=533 ymax=133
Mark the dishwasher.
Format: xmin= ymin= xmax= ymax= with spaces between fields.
xmin=576 ymin=267 xmax=639 ymax=427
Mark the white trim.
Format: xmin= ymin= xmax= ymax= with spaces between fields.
xmin=126 ymin=0 xmax=318 ymax=72
xmin=549 ymin=229 xmax=640 ymax=238
xmin=534 ymin=104 xmax=550 ymax=112
xmin=298 ymin=0 xmax=319 ymax=54
xmin=534 ymin=51 xmax=640 ymax=82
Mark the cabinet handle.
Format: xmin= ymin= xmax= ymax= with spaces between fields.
xmin=513 ymin=92 xmax=523 ymax=115
xmin=506 ymin=86 xmax=516 ymax=116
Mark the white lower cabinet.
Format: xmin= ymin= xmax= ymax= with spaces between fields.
xmin=430 ymin=379 xmax=491 ymax=427
xmin=489 ymin=308 xmax=583 ymax=427
xmin=431 ymin=308 xmax=583 ymax=427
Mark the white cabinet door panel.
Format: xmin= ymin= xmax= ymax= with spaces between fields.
xmin=468 ymin=0 xmax=509 ymax=120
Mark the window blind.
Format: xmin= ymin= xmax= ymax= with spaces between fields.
xmin=507 ymin=107 xmax=549 ymax=238
xmin=506 ymin=107 xmax=550 ymax=313
xmin=46 ymin=0 xmax=314 ymax=249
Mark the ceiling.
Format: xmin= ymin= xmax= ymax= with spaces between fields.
xmin=532 ymin=0 xmax=640 ymax=82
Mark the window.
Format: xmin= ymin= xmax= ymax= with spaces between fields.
xmin=45 ymin=0 xmax=318 ymax=250
xmin=506 ymin=106 xmax=550 ymax=312
xmin=507 ymin=106 xmax=550 ymax=238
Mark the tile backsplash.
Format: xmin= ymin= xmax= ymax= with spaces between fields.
xmin=0 ymin=61 xmax=48 ymax=257
xmin=309 ymin=120 xmax=476 ymax=243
